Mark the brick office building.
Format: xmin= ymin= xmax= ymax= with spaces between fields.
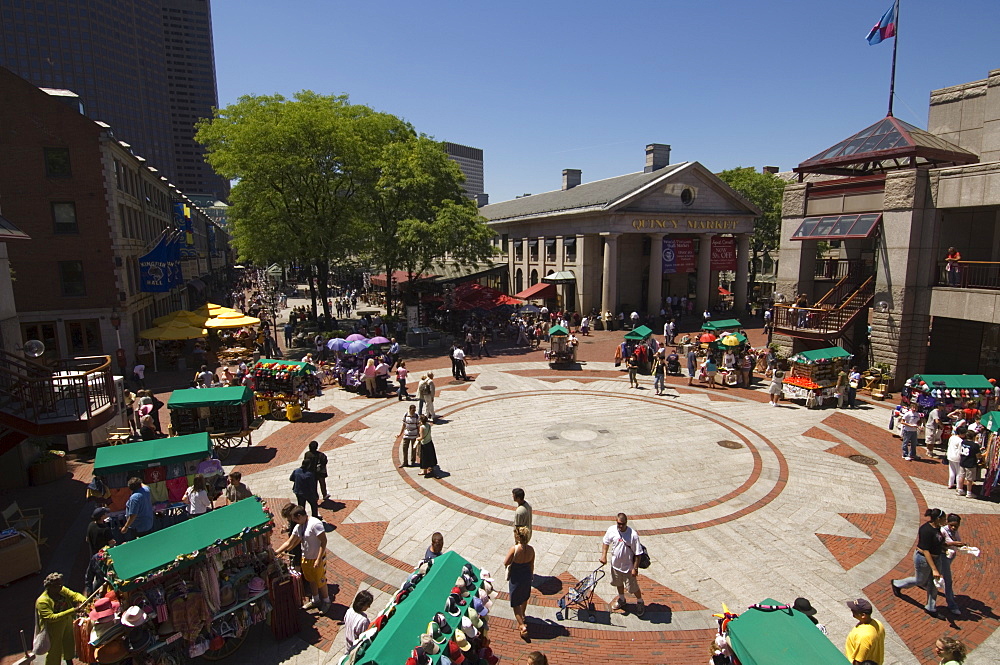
xmin=0 ymin=66 xmax=230 ymax=368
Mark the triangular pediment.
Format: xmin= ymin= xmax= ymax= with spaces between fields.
xmin=612 ymin=162 xmax=761 ymax=218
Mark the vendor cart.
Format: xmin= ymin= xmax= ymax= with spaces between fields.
xmin=784 ymin=346 xmax=853 ymax=408
xmin=251 ymin=359 xmax=319 ymax=421
xmin=86 ymin=498 xmax=297 ymax=662
xmin=545 ymin=325 xmax=577 ymax=366
xmin=702 ymin=318 xmax=743 ymax=335
xmin=716 ymin=598 xmax=850 ymax=665
xmin=167 ymin=386 xmax=262 ymax=460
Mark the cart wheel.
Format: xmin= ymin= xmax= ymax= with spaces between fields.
xmin=214 ymin=444 xmax=231 ymax=461
xmin=269 ymin=399 xmax=287 ymax=420
xmin=200 ymin=629 xmax=247 ymax=661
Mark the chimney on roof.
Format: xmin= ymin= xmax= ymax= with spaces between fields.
xmin=645 ymin=144 xmax=671 ymax=172
xmin=562 ymin=169 xmax=582 ymax=190
xmin=475 ymin=193 xmax=489 ymax=207
xmin=762 ymin=166 xmax=779 ymax=174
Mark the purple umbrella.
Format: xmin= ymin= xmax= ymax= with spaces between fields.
xmin=369 ymin=336 xmax=391 ymax=345
xmin=345 ymin=333 xmax=367 ymax=342
xmin=326 ymin=337 xmax=347 ymax=351
xmin=345 ymin=340 xmax=371 ymax=354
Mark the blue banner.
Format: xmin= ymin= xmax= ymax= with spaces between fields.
xmin=662 ymin=238 xmax=676 ymax=274
xmin=139 ymin=234 xmax=173 ymax=292
xmin=165 ymin=231 xmax=183 ymax=287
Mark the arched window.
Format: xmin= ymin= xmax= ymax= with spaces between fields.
xmin=529 ymin=269 xmax=538 ymax=287
xmin=514 ymin=269 xmax=523 ymax=294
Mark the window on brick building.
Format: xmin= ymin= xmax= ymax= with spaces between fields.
xmin=44 ymin=147 xmax=71 ymax=177
xmin=52 ymin=202 xmax=78 ymax=234
xmin=58 ymin=260 xmax=86 ymax=296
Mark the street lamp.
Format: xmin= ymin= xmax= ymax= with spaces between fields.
xmin=110 ymin=307 xmax=125 ymax=372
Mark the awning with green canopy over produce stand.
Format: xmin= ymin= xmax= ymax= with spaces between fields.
xmin=254 ymin=359 xmax=314 ymax=375
xmin=93 ymin=432 xmax=212 ymax=475
xmin=548 ymin=325 xmax=569 ymax=337
xmin=702 ymin=319 xmax=743 ymax=332
xmin=726 ymin=598 xmax=851 ymax=665
xmin=624 ymin=325 xmax=653 ymax=341
xmin=99 ymin=498 xmax=273 ymax=590
xmin=790 ymin=346 xmax=853 ymax=363
xmin=167 ymin=385 xmax=254 ymax=409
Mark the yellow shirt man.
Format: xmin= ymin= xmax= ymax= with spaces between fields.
xmin=844 ymin=598 xmax=884 ymax=665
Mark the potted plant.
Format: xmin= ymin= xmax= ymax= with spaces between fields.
xmin=28 ymin=449 xmax=66 ymax=486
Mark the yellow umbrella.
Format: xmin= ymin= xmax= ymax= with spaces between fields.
xmin=203 ymin=311 xmax=261 ymax=329
xmin=721 ymin=334 xmax=742 ymax=347
xmin=194 ymin=302 xmax=238 ymax=319
xmin=138 ymin=321 xmax=207 ymax=371
xmin=153 ymin=309 xmax=208 ymax=326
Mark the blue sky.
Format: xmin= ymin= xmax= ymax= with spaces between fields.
xmin=212 ymin=0 xmax=1000 ymax=203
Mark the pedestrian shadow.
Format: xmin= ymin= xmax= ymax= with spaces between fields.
xmin=640 ymin=602 xmax=675 ymax=625
xmin=531 ymin=574 xmax=563 ymax=597
xmin=301 ymin=410 xmax=337 ymax=423
xmin=953 ymin=596 xmax=999 ymax=623
xmin=523 ymin=618 xmax=572 ymax=641
xmin=226 ymin=446 xmax=277 ymax=466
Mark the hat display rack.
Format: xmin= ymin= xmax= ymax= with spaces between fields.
xmin=977 ymin=411 xmax=1000 ymax=499
xmin=81 ymin=498 xmax=285 ymax=663
xmin=340 ymin=551 xmax=501 ymax=665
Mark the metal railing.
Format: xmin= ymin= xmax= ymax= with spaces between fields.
xmin=814 ymin=259 xmax=873 ymax=281
xmin=0 ymin=352 xmax=114 ymax=426
xmin=936 ymin=261 xmax=1000 ymax=290
xmin=773 ymin=277 xmax=875 ymax=336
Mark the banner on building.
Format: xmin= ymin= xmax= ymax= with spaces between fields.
xmin=139 ymin=234 xmax=173 ymax=292
xmin=710 ymin=236 xmax=737 ymax=271
xmin=662 ymin=238 xmax=696 ymax=274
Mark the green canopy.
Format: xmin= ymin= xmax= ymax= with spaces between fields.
xmin=702 ymin=319 xmax=743 ymax=332
xmin=548 ymin=325 xmax=569 ymax=336
xmin=94 ymin=432 xmax=212 ymax=475
xmin=102 ymin=498 xmax=273 ymax=588
xmin=980 ymin=411 xmax=1000 ymax=433
xmin=727 ymin=598 xmax=851 ymax=665
xmin=791 ymin=346 xmax=852 ymax=363
xmin=254 ymin=359 xmax=313 ymax=375
xmin=917 ymin=374 xmax=992 ymax=390
xmin=624 ymin=325 xmax=653 ymax=341
xmin=167 ymin=385 xmax=254 ymax=409
xmin=358 ymin=551 xmax=481 ymax=665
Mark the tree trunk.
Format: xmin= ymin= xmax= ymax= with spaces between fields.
xmin=307 ymin=264 xmax=317 ymax=319
xmin=316 ymin=262 xmax=331 ymax=322
xmin=384 ymin=263 xmax=393 ymax=318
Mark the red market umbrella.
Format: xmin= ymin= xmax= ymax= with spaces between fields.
xmin=699 ymin=333 xmax=717 ymax=343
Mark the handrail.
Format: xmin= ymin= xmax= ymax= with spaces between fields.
xmin=936 ymin=261 xmax=1000 ymax=290
xmin=814 ymin=274 xmax=853 ymax=307
xmin=814 ymin=258 xmax=873 ymax=281
xmin=0 ymin=354 xmax=114 ymax=425
xmin=773 ymin=277 xmax=874 ymax=336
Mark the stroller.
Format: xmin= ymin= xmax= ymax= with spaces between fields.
xmin=556 ymin=564 xmax=606 ymax=621
xmin=665 ymin=353 xmax=682 ymax=376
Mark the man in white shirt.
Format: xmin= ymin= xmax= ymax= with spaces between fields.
xmin=900 ymin=407 xmax=922 ymax=461
xmin=452 ymin=346 xmax=468 ymax=380
xmin=274 ymin=507 xmax=330 ymax=612
xmin=599 ymin=513 xmax=645 ymax=616
xmin=343 ymin=590 xmax=373 ymax=653
xmin=132 ymin=363 xmax=146 ymax=389
xmin=925 ymin=406 xmax=943 ymax=457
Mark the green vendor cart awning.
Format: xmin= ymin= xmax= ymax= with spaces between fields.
xmin=792 ymin=346 xmax=852 ymax=363
xmin=702 ymin=319 xmax=743 ymax=332
xmin=917 ymin=374 xmax=993 ymax=390
xmin=624 ymin=325 xmax=653 ymax=341
xmin=167 ymin=385 xmax=254 ymax=409
xmin=254 ymin=358 xmax=313 ymax=375
xmin=982 ymin=411 xmax=1000 ymax=433
xmin=94 ymin=432 xmax=212 ymax=475
xmin=548 ymin=325 xmax=569 ymax=336
xmin=103 ymin=498 xmax=272 ymax=585
xmin=357 ymin=551 xmax=481 ymax=665
xmin=727 ymin=598 xmax=851 ymax=665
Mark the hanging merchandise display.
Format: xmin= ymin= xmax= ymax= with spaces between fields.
xmin=978 ymin=411 xmax=1000 ymax=498
xmin=899 ymin=374 xmax=996 ymax=442
xmin=81 ymin=498 xmax=298 ymax=662
xmin=784 ymin=346 xmax=853 ymax=408
xmin=250 ymin=359 xmax=320 ymax=421
xmin=167 ymin=386 xmax=262 ymax=460
xmin=341 ymin=551 xmax=500 ymax=665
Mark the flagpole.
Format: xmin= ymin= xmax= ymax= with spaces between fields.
xmin=887 ymin=0 xmax=900 ymax=116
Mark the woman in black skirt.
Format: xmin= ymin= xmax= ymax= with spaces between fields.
xmin=419 ymin=414 xmax=438 ymax=478
xmin=504 ymin=526 xmax=534 ymax=639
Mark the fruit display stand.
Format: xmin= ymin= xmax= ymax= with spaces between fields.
xmin=346 ymin=551 xmax=499 ymax=665
xmin=784 ymin=346 xmax=853 ymax=408
xmin=250 ymin=359 xmax=318 ymax=421
xmin=167 ymin=386 xmax=262 ymax=460
xmin=88 ymin=498 xmax=292 ymax=662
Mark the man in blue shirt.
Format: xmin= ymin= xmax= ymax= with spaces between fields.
xmin=120 ymin=477 xmax=154 ymax=539
xmin=389 ymin=338 xmax=401 ymax=369
xmin=290 ymin=461 xmax=319 ymax=518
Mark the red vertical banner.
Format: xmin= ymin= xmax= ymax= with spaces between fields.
xmin=710 ymin=236 xmax=736 ymax=271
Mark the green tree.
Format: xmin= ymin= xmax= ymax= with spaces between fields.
xmin=358 ymin=135 xmax=495 ymax=316
xmin=717 ymin=167 xmax=786 ymax=302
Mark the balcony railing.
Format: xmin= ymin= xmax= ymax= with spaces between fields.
xmin=0 ymin=353 xmax=114 ymax=428
xmin=814 ymin=259 xmax=873 ymax=281
xmin=774 ymin=277 xmax=875 ymax=337
xmin=936 ymin=261 xmax=1000 ymax=290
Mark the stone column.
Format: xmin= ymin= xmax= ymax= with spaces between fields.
xmin=696 ymin=234 xmax=714 ymax=313
xmin=647 ymin=233 xmax=664 ymax=316
xmin=735 ymin=233 xmax=750 ymax=313
xmin=601 ymin=233 xmax=620 ymax=317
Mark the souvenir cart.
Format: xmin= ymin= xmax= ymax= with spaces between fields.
xmin=710 ymin=598 xmax=850 ymax=665
xmin=900 ymin=374 xmax=997 ymax=441
xmin=976 ymin=411 xmax=1000 ymax=498
xmin=84 ymin=499 xmax=299 ymax=663
xmin=783 ymin=346 xmax=853 ymax=408
xmin=343 ymin=551 xmax=499 ymax=665
xmin=91 ymin=433 xmax=217 ymax=528
xmin=702 ymin=319 xmax=743 ymax=335
xmin=711 ymin=333 xmax=749 ymax=386
xmin=167 ymin=386 xmax=262 ymax=460
xmin=545 ymin=325 xmax=576 ymax=366
xmin=250 ymin=359 xmax=319 ymax=421
xmin=624 ymin=325 xmax=653 ymax=373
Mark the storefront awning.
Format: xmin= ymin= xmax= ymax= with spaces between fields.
xmin=513 ymin=282 xmax=557 ymax=300
xmin=791 ymin=214 xmax=881 ymax=241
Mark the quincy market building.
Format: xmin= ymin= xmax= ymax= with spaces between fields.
xmin=481 ymin=144 xmax=761 ymax=319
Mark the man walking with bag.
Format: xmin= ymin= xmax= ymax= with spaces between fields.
xmin=599 ymin=513 xmax=646 ymax=616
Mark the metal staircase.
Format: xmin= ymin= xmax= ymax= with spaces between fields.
xmin=773 ymin=276 xmax=875 ymax=341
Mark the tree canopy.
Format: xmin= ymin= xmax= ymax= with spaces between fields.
xmin=196 ymin=91 xmax=494 ymax=316
xmin=717 ymin=167 xmax=786 ymax=299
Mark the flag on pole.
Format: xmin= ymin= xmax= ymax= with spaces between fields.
xmin=866 ymin=2 xmax=897 ymax=45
